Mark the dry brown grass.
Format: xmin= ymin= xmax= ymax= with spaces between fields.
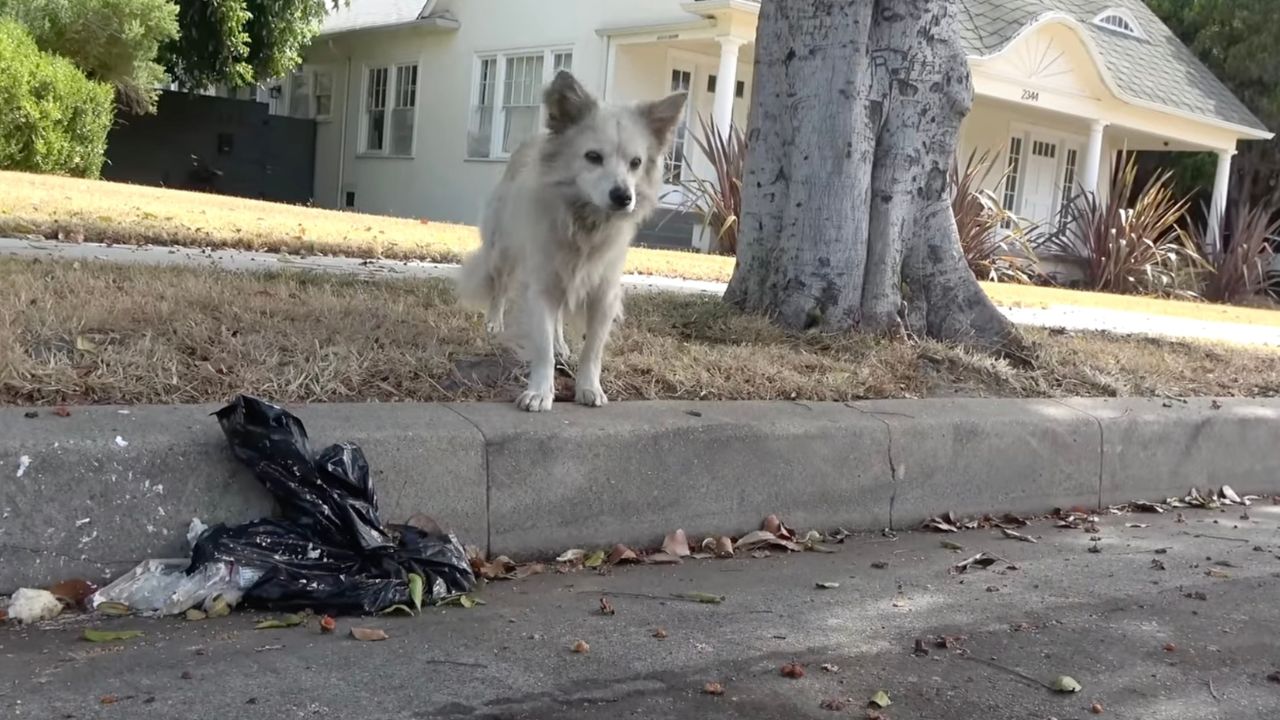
xmin=7 ymin=171 xmax=1280 ymax=330
xmin=0 ymin=171 xmax=733 ymax=283
xmin=2 ymin=257 xmax=1277 ymax=406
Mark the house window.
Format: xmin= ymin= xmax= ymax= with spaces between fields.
xmin=391 ymin=63 xmax=418 ymax=156
xmin=707 ymin=75 xmax=748 ymax=99
xmin=664 ymin=69 xmax=693 ymax=185
xmin=468 ymin=47 xmax=574 ymax=159
xmin=364 ymin=67 xmax=389 ymax=152
xmin=1001 ymin=136 xmax=1023 ymax=226
xmin=287 ymin=69 xmax=333 ymax=119
xmin=314 ymin=71 xmax=333 ymax=119
xmin=289 ymin=71 xmax=311 ymax=119
xmin=1093 ymin=10 xmax=1144 ymax=38
xmin=364 ymin=63 xmax=418 ymax=156
xmin=1060 ymin=147 xmax=1079 ymax=210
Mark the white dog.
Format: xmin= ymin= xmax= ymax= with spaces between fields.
xmin=457 ymin=71 xmax=687 ymax=412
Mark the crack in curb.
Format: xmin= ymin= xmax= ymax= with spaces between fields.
xmin=443 ymin=405 xmax=492 ymax=557
xmin=1049 ymin=399 xmax=1105 ymax=510
xmin=846 ymin=403 xmax=898 ymax=530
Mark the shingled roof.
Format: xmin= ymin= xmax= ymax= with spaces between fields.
xmin=955 ymin=0 xmax=1267 ymax=133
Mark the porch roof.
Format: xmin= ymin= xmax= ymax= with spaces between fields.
xmin=317 ymin=0 xmax=457 ymax=37
xmin=721 ymin=0 xmax=1266 ymax=137
xmin=956 ymin=0 xmax=1268 ymax=136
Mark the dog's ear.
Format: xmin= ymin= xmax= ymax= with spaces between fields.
xmin=544 ymin=70 xmax=597 ymax=134
xmin=639 ymin=91 xmax=688 ymax=146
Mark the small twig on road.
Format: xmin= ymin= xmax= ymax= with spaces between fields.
xmin=573 ymin=590 xmax=723 ymax=604
xmin=1189 ymin=533 xmax=1251 ymax=544
xmin=960 ymin=654 xmax=1054 ymax=691
xmin=1208 ymin=678 xmax=1221 ymax=702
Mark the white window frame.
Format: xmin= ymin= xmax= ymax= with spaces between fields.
xmin=1091 ymin=9 xmax=1145 ymax=39
xmin=466 ymin=46 xmax=575 ymax=161
xmin=360 ymin=61 xmax=419 ymax=158
xmin=287 ymin=67 xmax=334 ymax=121
xmin=1005 ymin=122 xmax=1087 ymax=226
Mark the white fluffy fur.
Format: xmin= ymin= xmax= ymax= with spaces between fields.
xmin=458 ymin=71 xmax=687 ymax=412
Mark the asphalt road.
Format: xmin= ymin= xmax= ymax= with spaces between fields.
xmin=4 ymin=507 xmax=1280 ymax=719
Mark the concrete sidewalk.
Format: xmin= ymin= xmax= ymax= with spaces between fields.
xmin=4 ymin=512 xmax=1280 ymax=719
xmin=5 ymin=397 xmax=1279 ymax=592
xmin=4 ymin=236 xmax=1278 ymax=347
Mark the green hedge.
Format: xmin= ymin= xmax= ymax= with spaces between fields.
xmin=0 ymin=19 xmax=114 ymax=177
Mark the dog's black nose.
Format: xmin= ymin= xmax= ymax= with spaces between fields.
xmin=608 ymin=186 xmax=633 ymax=209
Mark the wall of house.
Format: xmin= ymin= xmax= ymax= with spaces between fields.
xmin=302 ymin=0 xmax=702 ymax=224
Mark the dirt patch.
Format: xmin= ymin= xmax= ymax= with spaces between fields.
xmin=2 ymin=257 xmax=1277 ymax=406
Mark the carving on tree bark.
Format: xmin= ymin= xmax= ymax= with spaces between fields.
xmin=725 ymin=0 xmax=1022 ymax=352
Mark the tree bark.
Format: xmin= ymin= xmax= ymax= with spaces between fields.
xmin=725 ymin=0 xmax=1020 ymax=352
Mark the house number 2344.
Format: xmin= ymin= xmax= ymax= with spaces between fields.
xmin=1021 ymin=89 xmax=1041 ymax=102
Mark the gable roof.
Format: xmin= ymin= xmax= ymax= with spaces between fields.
xmin=956 ymin=0 xmax=1267 ymax=134
xmin=319 ymin=0 xmax=453 ymax=36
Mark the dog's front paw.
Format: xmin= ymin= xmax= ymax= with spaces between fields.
xmin=516 ymin=390 xmax=555 ymax=412
xmin=575 ymin=385 xmax=609 ymax=408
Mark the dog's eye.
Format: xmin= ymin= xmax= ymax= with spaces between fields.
xmin=629 ymin=157 xmax=643 ymax=170
xmin=584 ymin=151 xmax=604 ymax=165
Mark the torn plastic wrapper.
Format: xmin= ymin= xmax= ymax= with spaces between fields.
xmin=90 ymin=558 xmax=257 ymax=616
xmin=184 ymin=395 xmax=475 ymax=615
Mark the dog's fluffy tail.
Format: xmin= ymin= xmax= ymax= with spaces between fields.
xmin=455 ymin=248 xmax=493 ymax=312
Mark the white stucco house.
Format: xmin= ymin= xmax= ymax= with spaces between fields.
xmin=276 ymin=0 xmax=1270 ymax=250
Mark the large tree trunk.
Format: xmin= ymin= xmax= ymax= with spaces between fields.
xmin=725 ymin=0 xmax=1020 ymax=352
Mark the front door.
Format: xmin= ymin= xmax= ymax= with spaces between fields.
xmin=1021 ymin=136 xmax=1061 ymax=226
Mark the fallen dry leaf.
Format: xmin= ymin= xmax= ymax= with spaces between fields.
xmin=714 ymin=536 xmax=734 ymax=558
xmin=702 ymin=682 xmax=725 ymax=696
xmin=607 ymin=544 xmax=640 ymax=566
xmin=762 ymin=514 xmax=795 ymax=541
xmin=47 ymin=578 xmax=97 ymax=608
xmin=750 ymin=550 xmax=771 ymax=559
xmin=572 ymin=639 xmax=590 ymax=654
xmin=661 ymin=529 xmax=691 ymax=558
xmin=320 ymin=615 xmax=336 ymax=634
xmin=1206 ymin=568 xmax=1231 ymax=579
xmin=1130 ymin=501 xmax=1167 ymax=513
xmin=821 ymin=663 xmax=840 ymax=673
xmin=477 ymin=555 xmax=517 ymax=581
xmin=868 ymin=690 xmax=892 ymax=708
xmin=1091 ymin=702 xmax=1105 ymax=714
xmin=871 ymin=560 xmax=890 ymax=570
xmin=922 ymin=514 xmax=960 ymax=533
xmin=735 ymin=530 xmax=803 ymax=553
xmin=599 ymin=597 xmax=615 ymax=616
xmin=53 ymin=406 xmax=72 ymax=417
xmin=583 ymin=549 xmax=607 ymax=568
xmin=100 ymin=695 xmax=119 ymax=705
xmin=941 ymin=540 xmax=965 ymax=551
xmin=1163 ymin=642 xmax=1177 ymax=652
xmin=349 ymin=627 xmax=388 ymax=642
xmin=1001 ymin=528 xmax=1038 ymax=543
xmin=1151 ymin=559 xmax=1167 ymax=571
xmin=556 ymin=548 xmax=586 ymax=564
xmin=653 ymin=627 xmax=668 ymax=639
xmin=780 ymin=662 xmax=805 ymax=679
xmin=1052 ymin=675 xmax=1083 ymax=693
xmin=1126 ymin=523 xmax=1150 ymax=529
xmin=951 ymin=552 xmax=1003 ymax=574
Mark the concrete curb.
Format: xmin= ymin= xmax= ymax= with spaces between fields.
xmin=4 ymin=398 xmax=1279 ymax=591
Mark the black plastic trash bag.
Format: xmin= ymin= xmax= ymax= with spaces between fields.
xmin=188 ymin=395 xmax=475 ymax=615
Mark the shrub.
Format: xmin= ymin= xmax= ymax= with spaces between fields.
xmin=950 ymin=148 xmax=1042 ymax=284
xmin=1193 ymin=198 xmax=1280 ymax=304
xmin=0 ymin=19 xmax=114 ymax=177
xmin=673 ymin=113 xmax=745 ymax=256
xmin=1039 ymin=154 xmax=1206 ymax=298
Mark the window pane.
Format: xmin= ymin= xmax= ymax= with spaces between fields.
xmin=503 ymin=106 xmax=538 ymax=153
xmin=469 ymin=58 xmax=496 ymax=158
xmin=391 ymin=107 xmax=414 ymax=155
xmin=289 ymin=72 xmax=310 ymax=118
xmin=501 ymin=54 xmax=544 ymax=153
xmin=315 ymin=95 xmax=332 ymax=117
xmin=396 ymin=64 xmax=418 ymax=108
xmin=553 ymin=51 xmax=573 ymax=73
xmin=315 ymin=71 xmax=333 ymax=96
xmin=366 ymin=67 xmax=388 ymax=151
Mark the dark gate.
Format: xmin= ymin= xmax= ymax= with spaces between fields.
xmin=103 ymin=90 xmax=316 ymax=205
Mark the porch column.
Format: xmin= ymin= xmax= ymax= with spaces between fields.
xmin=1080 ymin=119 xmax=1108 ymax=195
xmin=713 ymin=37 xmax=745 ymax=135
xmin=1208 ymin=147 xmax=1235 ymax=257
